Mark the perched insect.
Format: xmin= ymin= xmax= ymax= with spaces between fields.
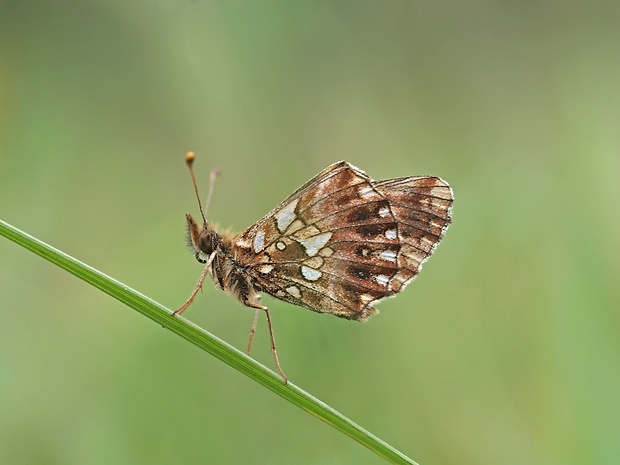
xmin=173 ymin=152 xmax=454 ymax=383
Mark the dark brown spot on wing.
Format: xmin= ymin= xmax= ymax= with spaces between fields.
xmin=348 ymin=266 xmax=370 ymax=280
xmin=331 ymin=222 xmax=397 ymax=242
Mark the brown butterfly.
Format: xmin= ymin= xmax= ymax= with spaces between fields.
xmin=174 ymin=152 xmax=454 ymax=383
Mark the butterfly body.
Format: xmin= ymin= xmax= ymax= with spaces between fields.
xmin=186 ymin=214 xmax=261 ymax=310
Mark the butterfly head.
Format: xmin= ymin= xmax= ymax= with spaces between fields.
xmin=185 ymin=214 xmax=220 ymax=264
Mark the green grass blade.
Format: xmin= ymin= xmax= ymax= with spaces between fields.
xmin=0 ymin=218 xmax=418 ymax=465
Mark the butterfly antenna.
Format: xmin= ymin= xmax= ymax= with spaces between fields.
xmin=205 ymin=166 xmax=221 ymax=220
xmin=185 ymin=152 xmax=220 ymax=224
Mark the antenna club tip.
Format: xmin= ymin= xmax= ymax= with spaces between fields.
xmin=210 ymin=168 xmax=222 ymax=181
xmin=185 ymin=151 xmax=196 ymax=166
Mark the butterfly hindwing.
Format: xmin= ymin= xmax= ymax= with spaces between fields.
xmin=373 ymin=176 xmax=453 ymax=294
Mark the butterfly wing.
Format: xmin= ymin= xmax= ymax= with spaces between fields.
xmin=233 ymin=161 xmax=453 ymax=321
xmin=372 ymin=176 xmax=453 ymax=294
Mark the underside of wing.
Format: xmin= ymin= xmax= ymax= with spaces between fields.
xmin=232 ymin=162 xmax=454 ymax=321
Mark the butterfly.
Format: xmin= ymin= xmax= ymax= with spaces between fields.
xmin=173 ymin=152 xmax=454 ymax=383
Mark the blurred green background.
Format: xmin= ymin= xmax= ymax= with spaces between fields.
xmin=1 ymin=2 xmax=619 ymax=464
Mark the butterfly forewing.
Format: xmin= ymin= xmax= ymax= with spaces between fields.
xmin=232 ymin=161 xmax=453 ymax=321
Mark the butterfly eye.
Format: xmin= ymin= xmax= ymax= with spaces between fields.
xmin=198 ymin=229 xmax=216 ymax=255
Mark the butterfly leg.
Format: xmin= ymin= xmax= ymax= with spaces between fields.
xmin=247 ymin=308 xmax=261 ymax=357
xmin=173 ymin=251 xmax=216 ymax=316
xmin=244 ymin=300 xmax=288 ymax=384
